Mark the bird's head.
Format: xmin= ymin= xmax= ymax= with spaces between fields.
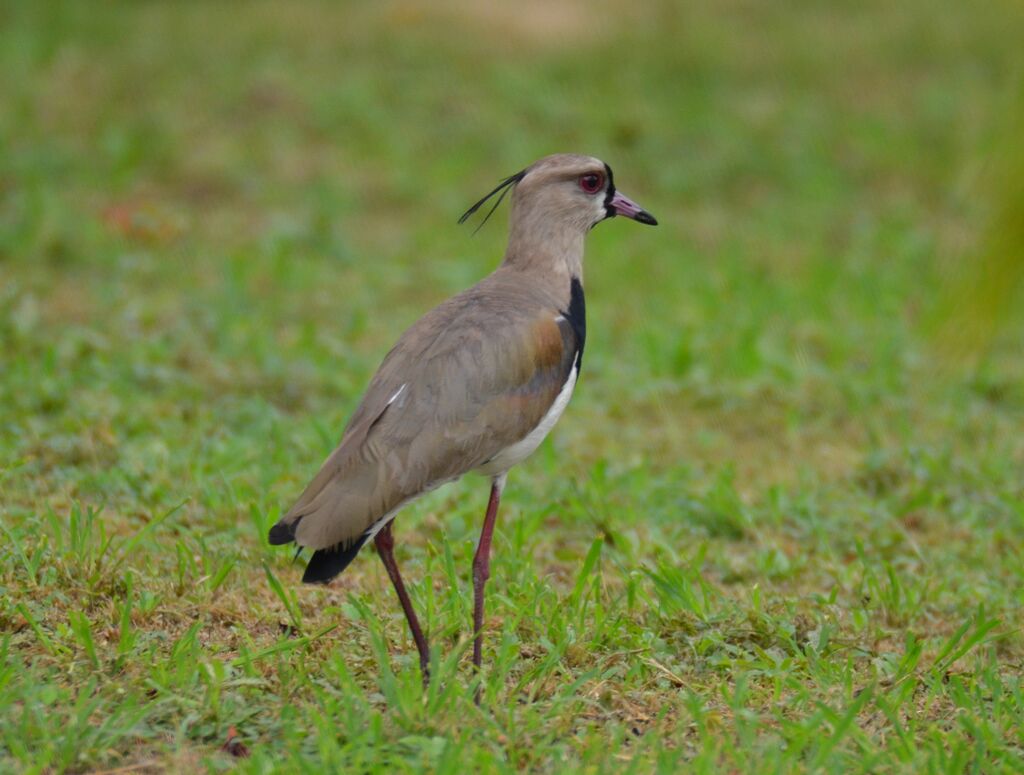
xmin=460 ymin=154 xmax=657 ymax=237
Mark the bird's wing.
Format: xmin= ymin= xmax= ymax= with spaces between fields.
xmin=270 ymin=282 xmax=581 ymax=554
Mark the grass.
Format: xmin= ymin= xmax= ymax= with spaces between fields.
xmin=2 ymin=0 xmax=1024 ymax=771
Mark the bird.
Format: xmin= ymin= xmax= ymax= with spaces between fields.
xmin=268 ymin=153 xmax=656 ymax=692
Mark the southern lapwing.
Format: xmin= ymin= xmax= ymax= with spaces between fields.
xmin=269 ymin=154 xmax=656 ymax=690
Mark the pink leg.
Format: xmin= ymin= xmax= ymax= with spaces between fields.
xmin=375 ymin=521 xmax=430 ymax=685
xmin=472 ymin=476 xmax=505 ymax=699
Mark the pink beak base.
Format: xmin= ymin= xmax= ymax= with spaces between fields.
xmin=609 ymin=190 xmax=658 ymax=225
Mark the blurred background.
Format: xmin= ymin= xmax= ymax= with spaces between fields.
xmin=2 ymin=0 xmax=1021 ymax=505
xmin=3 ymin=1 xmax=1024 ymax=769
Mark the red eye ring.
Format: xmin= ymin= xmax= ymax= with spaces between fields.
xmin=579 ymin=172 xmax=603 ymax=194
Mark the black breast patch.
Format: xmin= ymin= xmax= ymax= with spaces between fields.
xmin=564 ymin=276 xmax=586 ymax=370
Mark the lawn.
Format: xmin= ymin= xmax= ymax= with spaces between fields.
xmin=2 ymin=1 xmax=1023 ymax=772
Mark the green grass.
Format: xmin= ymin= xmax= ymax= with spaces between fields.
xmin=2 ymin=1 xmax=1024 ymax=772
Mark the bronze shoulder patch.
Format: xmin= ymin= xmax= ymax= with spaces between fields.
xmin=531 ymin=316 xmax=565 ymax=371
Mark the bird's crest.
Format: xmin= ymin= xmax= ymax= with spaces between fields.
xmin=458 ymin=168 xmax=527 ymax=234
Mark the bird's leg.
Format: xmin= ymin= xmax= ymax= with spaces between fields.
xmin=374 ymin=521 xmax=430 ymax=685
xmin=472 ymin=475 xmax=506 ymax=699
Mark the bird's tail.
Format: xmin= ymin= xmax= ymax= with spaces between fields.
xmin=268 ymin=511 xmax=370 ymax=584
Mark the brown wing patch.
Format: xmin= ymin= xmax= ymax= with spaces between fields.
xmin=531 ymin=316 xmax=565 ymax=371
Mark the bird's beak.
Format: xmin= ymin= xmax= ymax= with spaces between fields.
xmin=608 ymin=190 xmax=658 ymax=225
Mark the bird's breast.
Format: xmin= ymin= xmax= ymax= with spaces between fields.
xmin=476 ymin=364 xmax=578 ymax=477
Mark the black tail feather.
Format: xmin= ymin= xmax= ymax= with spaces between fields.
xmin=268 ymin=517 xmax=300 ymax=546
xmin=302 ymin=534 xmax=370 ymax=584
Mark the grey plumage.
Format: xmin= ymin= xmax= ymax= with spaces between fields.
xmin=273 ymin=273 xmax=578 ymax=556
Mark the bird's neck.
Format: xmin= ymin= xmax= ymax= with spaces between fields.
xmin=500 ymin=218 xmax=585 ymax=285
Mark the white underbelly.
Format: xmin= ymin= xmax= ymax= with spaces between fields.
xmin=477 ymin=366 xmax=578 ymax=477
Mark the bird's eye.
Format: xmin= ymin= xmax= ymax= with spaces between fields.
xmin=579 ymin=173 xmax=603 ymax=194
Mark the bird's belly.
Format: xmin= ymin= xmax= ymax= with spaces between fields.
xmin=476 ymin=366 xmax=578 ymax=477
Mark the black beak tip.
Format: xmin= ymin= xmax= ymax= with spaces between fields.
xmin=636 ymin=210 xmax=658 ymax=226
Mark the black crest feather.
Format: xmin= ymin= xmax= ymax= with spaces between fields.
xmin=458 ymin=168 xmax=527 ymax=234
